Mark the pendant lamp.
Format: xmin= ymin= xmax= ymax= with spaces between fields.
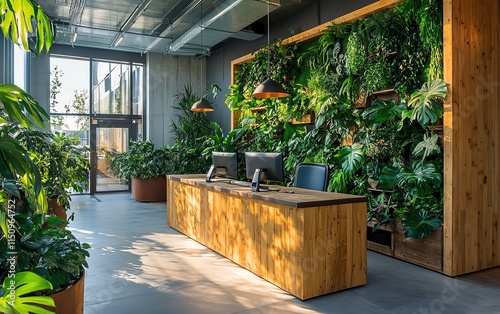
xmin=252 ymin=1 xmax=289 ymax=98
xmin=191 ymin=1 xmax=214 ymax=112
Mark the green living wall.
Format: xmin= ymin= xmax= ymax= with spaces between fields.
xmin=218 ymin=0 xmax=446 ymax=239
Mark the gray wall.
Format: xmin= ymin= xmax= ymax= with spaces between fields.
xmin=206 ymin=0 xmax=377 ymax=134
xmin=147 ymin=53 xmax=204 ymax=146
xmin=28 ymin=53 xmax=51 ymax=114
xmin=0 ymin=37 xmax=14 ymax=84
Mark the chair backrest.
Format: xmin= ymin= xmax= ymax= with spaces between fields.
xmin=294 ymin=163 xmax=329 ymax=191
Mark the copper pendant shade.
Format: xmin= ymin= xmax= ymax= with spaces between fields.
xmin=252 ymin=1 xmax=289 ymax=99
xmin=252 ymin=78 xmax=289 ymax=98
xmin=190 ymin=1 xmax=214 ymax=113
xmin=190 ymin=97 xmax=214 ymax=112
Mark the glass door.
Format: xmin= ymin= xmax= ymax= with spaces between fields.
xmin=90 ymin=119 xmax=134 ymax=193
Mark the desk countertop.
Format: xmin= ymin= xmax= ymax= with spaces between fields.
xmin=167 ymin=174 xmax=367 ymax=208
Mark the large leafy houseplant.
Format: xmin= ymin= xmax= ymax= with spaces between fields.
xmin=20 ymin=130 xmax=89 ymax=212
xmin=111 ymin=140 xmax=172 ymax=180
xmin=1 ymin=1 xmax=89 ymax=312
xmin=0 ymin=214 xmax=90 ymax=292
xmin=111 ymin=140 xmax=172 ymax=202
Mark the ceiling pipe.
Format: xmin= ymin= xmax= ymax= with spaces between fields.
xmin=120 ymin=0 xmax=153 ymax=32
xmin=159 ymin=0 xmax=202 ymax=37
xmin=169 ymin=0 xmax=245 ymax=52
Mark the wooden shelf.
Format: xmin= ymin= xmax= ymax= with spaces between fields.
xmin=250 ymin=107 xmax=267 ymax=113
xmin=372 ymin=88 xmax=396 ymax=95
xmin=368 ymin=188 xmax=397 ymax=193
xmin=387 ymin=51 xmax=398 ymax=58
xmin=291 ymin=113 xmax=315 ymax=125
xmin=371 ymin=88 xmax=400 ymax=103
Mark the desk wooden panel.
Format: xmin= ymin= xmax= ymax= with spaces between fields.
xmin=167 ymin=174 xmax=367 ymax=300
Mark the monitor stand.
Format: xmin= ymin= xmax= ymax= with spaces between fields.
xmin=251 ymin=168 xmax=262 ymax=192
xmin=206 ymin=165 xmax=216 ymax=182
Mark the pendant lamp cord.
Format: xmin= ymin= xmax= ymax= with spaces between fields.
xmin=266 ymin=0 xmax=270 ymax=78
xmin=200 ymin=0 xmax=204 ymax=98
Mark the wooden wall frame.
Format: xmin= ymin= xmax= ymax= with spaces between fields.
xmin=230 ymin=0 xmax=500 ymax=276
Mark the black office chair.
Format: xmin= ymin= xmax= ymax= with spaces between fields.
xmin=294 ymin=163 xmax=329 ymax=191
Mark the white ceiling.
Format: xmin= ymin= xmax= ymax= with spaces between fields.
xmin=36 ymin=0 xmax=313 ymax=55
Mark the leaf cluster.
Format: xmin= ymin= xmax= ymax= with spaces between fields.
xmin=0 ymin=213 xmax=90 ymax=292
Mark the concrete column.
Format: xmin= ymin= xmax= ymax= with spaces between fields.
xmin=146 ymin=53 xmax=203 ymax=146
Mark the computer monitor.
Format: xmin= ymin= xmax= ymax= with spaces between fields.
xmin=206 ymin=152 xmax=238 ymax=182
xmin=244 ymin=152 xmax=284 ymax=192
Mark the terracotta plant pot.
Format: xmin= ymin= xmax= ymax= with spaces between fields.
xmin=48 ymin=198 xmax=67 ymax=221
xmin=48 ymin=198 xmax=67 ymax=228
xmin=40 ymin=273 xmax=85 ymax=313
xmin=131 ymin=176 xmax=166 ymax=202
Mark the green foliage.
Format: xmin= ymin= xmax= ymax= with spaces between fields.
xmin=0 ymin=213 xmax=90 ymax=293
xmin=170 ymin=85 xmax=213 ymax=148
xmin=361 ymin=57 xmax=394 ymax=94
xmin=202 ymin=121 xmax=243 ymax=154
xmin=225 ymin=0 xmax=446 ymax=239
xmin=368 ymin=193 xmax=397 ymax=232
xmin=395 ymin=208 xmax=442 ymax=239
xmin=0 ymin=0 xmax=55 ymax=54
xmin=415 ymin=0 xmax=444 ymax=81
xmin=396 ymin=161 xmax=442 ymax=197
xmin=20 ymin=131 xmax=90 ymax=211
xmin=111 ymin=140 xmax=172 ymax=180
xmin=406 ymin=79 xmax=447 ymax=127
xmin=361 ymin=99 xmax=405 ymax=127
xmin=0 ymin=271 xmax=55 ymax=314
xmin=0 ymin=3 xmax=91 ymax=312
xmin=315 ymin=98 xmax=357 ymax=143
xmin=336 ymin=143 xmax=365 ymax=176
xmin=413 ymin=133 xmax=440 ymax=161
xmin=377 ymin=165 xmax=399 ymax=191
xmin=345 ymin=31 xmax=366 ymax=75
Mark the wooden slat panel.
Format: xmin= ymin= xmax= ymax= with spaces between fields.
xmin=443 ymin=0 xmax=500 ymax=276
xmin=350 ymin=203 xmax=368 ymax=287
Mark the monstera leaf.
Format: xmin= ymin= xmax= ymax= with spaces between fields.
xmin=407 ymin=79 xmax=447 ymax=127
xmin=336 ymin=143 xmax=365 ymax=175
xmin=396 ymin=209 xmax=442 ymax=239
xmin=0 ymin=271 xmax=55 ymax=314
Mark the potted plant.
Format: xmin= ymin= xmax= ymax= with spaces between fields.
xmin=111 ymin=140 xmax=172 ymax=202
xmin=0 ymin=213 xmax=90 ymax=313
xmin=1 ymin=1 xmax=90 ymax=313
xmin=20 ymin=130 xmax=89 ymax=221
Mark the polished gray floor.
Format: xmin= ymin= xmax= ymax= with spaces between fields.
xmin=68 ymin=193 xmax=500 ymax=314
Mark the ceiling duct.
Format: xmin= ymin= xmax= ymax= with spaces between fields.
xmin=167 ymin=0 xmax=278 ymax=53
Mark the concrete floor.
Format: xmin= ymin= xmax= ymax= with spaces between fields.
xmin=68 ymin=193 xmax=500 ymax=314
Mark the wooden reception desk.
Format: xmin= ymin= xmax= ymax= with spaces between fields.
xmin=166 ymin=174 xmax=367 ymax=300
